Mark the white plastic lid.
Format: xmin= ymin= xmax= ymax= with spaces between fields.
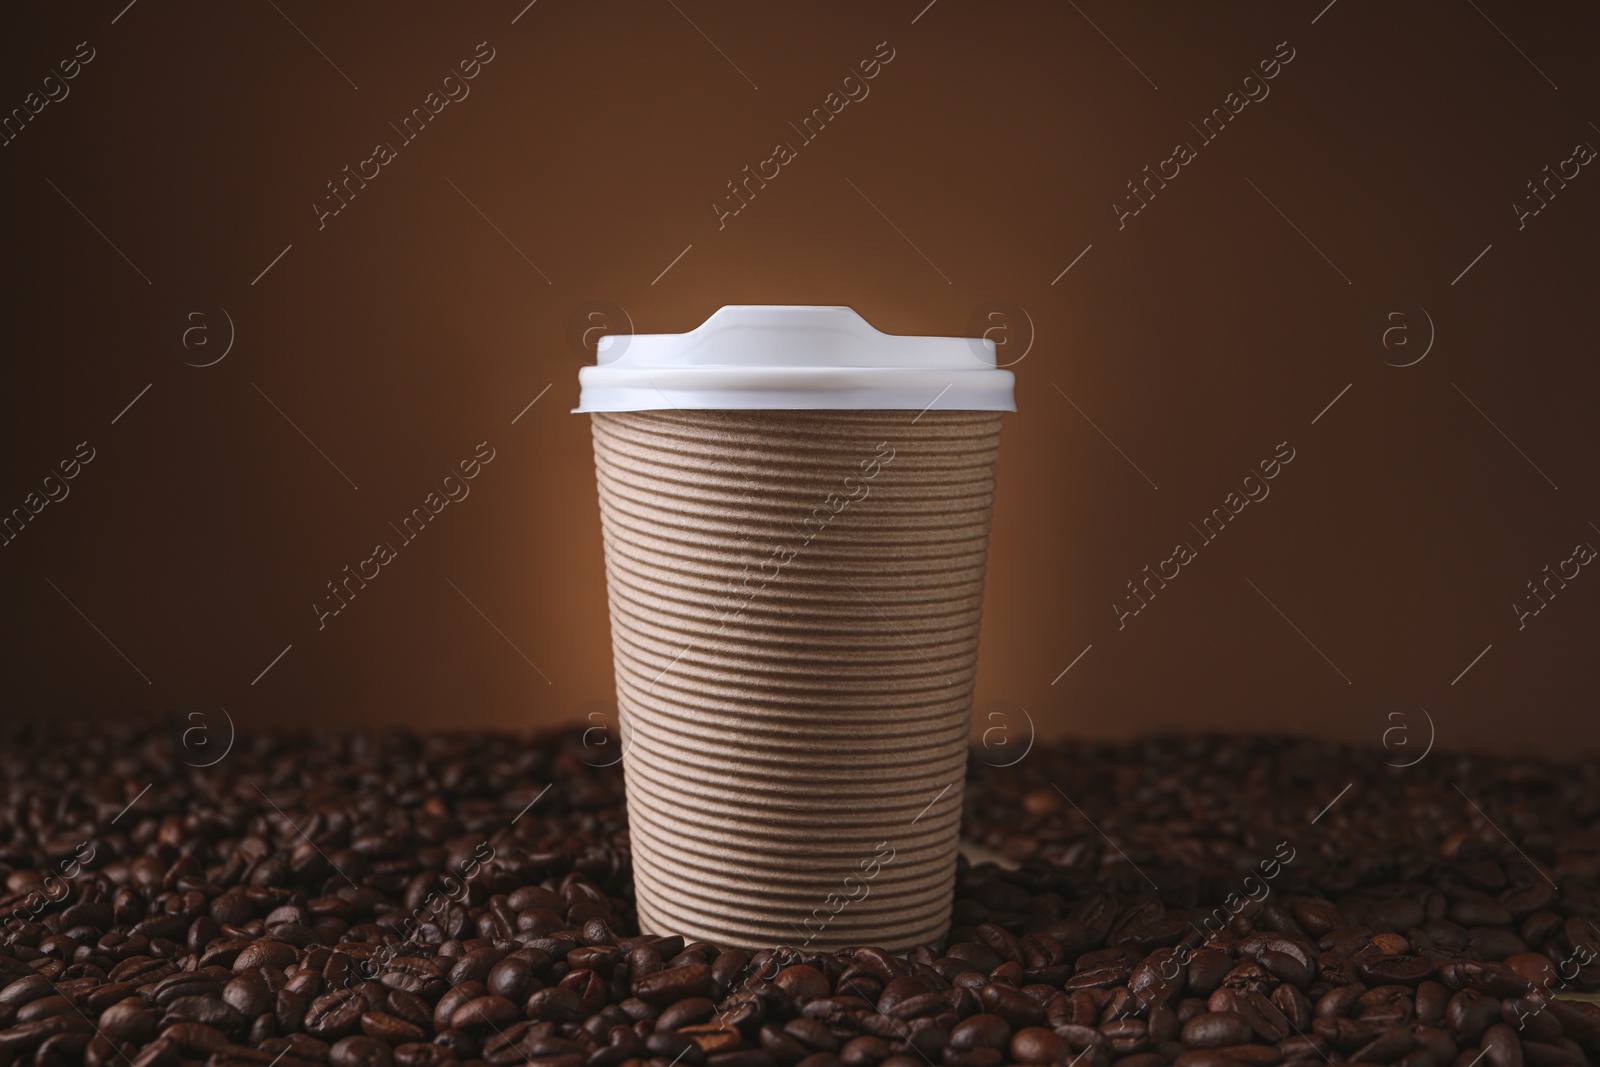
xmin=574 ymin=305 xmax=1016 ymax=412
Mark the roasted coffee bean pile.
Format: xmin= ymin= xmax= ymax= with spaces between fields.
xmin=0 ymin=724 xmax=1597 ymax=1067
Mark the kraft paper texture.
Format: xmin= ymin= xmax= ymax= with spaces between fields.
xmin=592 ymin=409 xmax=1004 ymax=950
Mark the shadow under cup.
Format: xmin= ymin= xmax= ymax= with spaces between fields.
xmin=591 ymin=407 xmax=1004 ymax=950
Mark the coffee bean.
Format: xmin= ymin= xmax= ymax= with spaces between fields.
xmin=1359 ymin=955 xmax=1435 ymax=986
xmin=1548 ymin=999 xmax=1600 ymax=1041
xmin=634 ymin=963 xmax=711 ymax=1006
xmin=0 ymin=1016 xmax=94 ymax=1057
xmin=248 ymin=1014 xmax=279 ymax=1046
xmin=774 ymin=965 xmax=830 ymax=1001
xmin=1021 ymin=934 xmax=1066 ymax=970
xmin=14 ymin=995 xmax=74 ymax=1022
xmin=392 ymin=1043 xmax=451 ymax=1067
xmin=838 ymin=1034 xmax=890 ymax=1066
xmin=1219 ymin=959 xmax=1273 ymax=995
xmin=153 ymin=972 xmax=225 ymax=1008
xmin=947 ymin=943 xmax=1004 ymax=974
xmin=112 ymin=956 xmax=175 ymax=985
xmin=259 ymin=1034 xmax=322 ymax=1061
xmin=207 ymin=1045 xmax=314 ymax=1067
xmin=1182 ymin=1012 xmax=1254 ymax=1048
xmin=838 ymin=972 xmax=885 ymax=1004
xmin=949 ymin=1013 xmax=1011 ymax=1051
xmin=755 ymin=1023 xmax=808 ymax=1066
xmin=648 ymin=1030 xmax=705 ymax=1063
xmin=943 ymin=1050 xmax=1003 ymax=1067
xmin=1176 ymin=998 xmax=1208 ymax=1025
xmin=378 ymin=958 xmax=443 ymax=998
xmin=875 ymin=975 xmax=932 ymax=1015
xmin=166 ymin=992 xmax=246 ymax=1029
xmin=1471 ymin=927 xmax=1530 ymax=960
xmin=1149 ymin=1004 xmax=1180 ymax=1043
xmin=584 ymin=1041 xmax=632 ymax=1067
xmin=1505 ymin=996 xmax=1562 ymax=1043
xmin=1367 ymin=932 xmax=1413 ymax=956
xmin=1413 ymin=981 xmax=1449 ymax=1027
xmin=783 ymin=1018 xmax=840 ymax=1052
xmin=1184 ymin=950 xmax=1232 ymax=997
xmin=274 ymin=987 xmax=307 ymax=1036
xmin=886 ymin=990 xmax=946 ymax=1020
xmin=717 ymin=999 xmax=761 ymax=1034
xmin=1287 ymin=898 xmax=1344 ymax=936
xmin=802 ymin=995 xmax=869 ymax=1027
xmin=1 ymin=727 xmax=1592 ymax=1067
xmin=1350 ymin=1025 xmax=1414 ymax=1063
xmin=1114 ymin=899 xmax=1175 ymax=949
xmin=284 ymin=970 xmax=324 ymax=999
xmin=979 ymin=983 xmax=1045 ymax=1027
xmin=1099 ymin=986 xmax=1136 ymax=1024
xmin=1129 ymin=951 xmax=1184 ymax=1009
xmin=486 ymin=955 xmax=535 ymax=1002
xmin=1355 ymin=985 xmax=1414 ymax=1026
xmin=1521 ymin=1040 xmax=1583 ymax=1067
xmin=1314 ymin=985 xmax=1364 ymax=1019
xmin=1446 ymin=988 xmax=1503 ymax=1043
xmin=447 ymin=946 xmax=501 ymax=986
xmin=162 ymin=1021 xmax=230 ymax=1056
xmin=81 ymin=981 xmax=137 ymax=1019
xmin=306 ymin=989 xmax=367 ymax=1041
xmin=976 ymin=922 xmax=1025 ymax=963
xmin=1009 ymin=1027 xmax=1067 ymax=1064
xmin=909 ymin=1017 xmax=952 ymax=1052
xmin=1102 ymin=1017 xmax=1148 ymax=1056
xmin=1451 ymin=900 xmax=1514 ymax=928
xmin=1264 ymin=949 xmax=1315 ymax=987
xmin=526 ymin=986 xmax=587 ymax=1023
xmin=658 ymin=996 xmax=715 ymax=1030
xmin=1065 ymin=961 xmax=1134 ymax=990
xmin=225 ymin=972 xmax=274 ymax=1019
xmin=710 ymin=1051 xmax=778 ymax=1067
xmin=1052 ymin=1023 xmax=1106 ymax=1059
xmin=1481 ymin=1024 xmax=1524 ymax=1067
xmin=449 ymin=994 xmax=517 ymax=1030
xmin=373 ymin=989 xmax=426 ymax=1031
xmin=508 ymin=1056 xmax=581 ymax=1067
xmin=432 ymin=1027 xmax=480 ymax=1061
xmin=236 ymin=940 xmax=298 ymax=973
xmin=422 ymin=981 xmax=476 ymax=1035
xmin=1204 ymin=989 xmax=1241 ymax=1014
xmin=330 ymin=1034 xmax=395 ymax=1067
xmin=1211 ymin=989 xmax=1285 ymax=1044
xmin=99 ymin=997 xmax=160 ymax=1043
xmin=1499 ymin=953 xmax=1555 ymax=989
xmin=359 ymin=1011 xmax=424 ymax=1044
xmin=1448 ymin=962 xmax=1535 ymax=999
xmin=1269 ymin=984 xmax=1310 ymax=1033
xmin=851 ymin=1017 xmax=902 ymax=1036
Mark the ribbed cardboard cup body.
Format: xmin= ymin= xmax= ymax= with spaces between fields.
xmin=591 ymin=408 xmax=1003 ymax=951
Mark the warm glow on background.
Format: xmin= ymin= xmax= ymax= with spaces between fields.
xmin=3 ymin=1 xmax=1597 ymax=757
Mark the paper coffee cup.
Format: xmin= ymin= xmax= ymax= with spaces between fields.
xmin=576 ymin=306 xmax=1014 ymax=951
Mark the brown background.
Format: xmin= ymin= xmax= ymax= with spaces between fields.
xmin=2 ymin=1 xmax=1597 ymax=757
